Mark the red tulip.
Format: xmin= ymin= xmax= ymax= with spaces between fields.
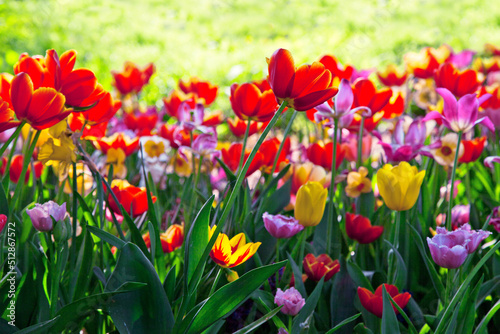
xmin=77 ymin=84 xmax=121 ymax=126
xmin=303 ymin=253 xmax=340 ymax=282
xmin=267 ymin=49 xmax=338 ymax=111
xmin=112 ymin=61 xmax=155 ymax=95
xmin=143 ymin=224 xmax=184 ymax=253
xmin=357 ymin=284 xmax=411 ymax=318
xmin=159 ymin=123 xmax=198 ymax=149
xmin=434 ymin=63 xmax=479 ymax=97
xmin=179 ymin=76 xmax=218 ymax=106
xmin=459 ymin=137 xmax=486 ymax=163
xmin=380 ymin=92 xmax=405 ymax=119
xmin=259 ymin=137 xmax=291 ymax=173
xmin=163 ymin=89 xmax=197 ymax=118
xmin=8 ymin=155 xmax=44 ymax=184
xmin=319 ymin=54 xmax=355 ymax=81
xmin=306 ymin=141 xmax=345 ymax=171
xmin=124 ymin=107 xmax=159 ymax=135
xmin=352 ymin=79 xmax=392 ymax=113
xmin=230 ymin=82 xmax=279 ymax=122
xmin=108 ymin=180 xmax=156 ymax=217
xmin=345 ymin=213 xmax=384 ymax=244
xmin=227 ymin=118 xmax=261 ymax=138
xmin=377 ymin=64 xmax=408 ymax=87
xmin=93 ymin=133 xmax=139 ymax=156
xmin=221 ymin=142 xmax=264 ymax=176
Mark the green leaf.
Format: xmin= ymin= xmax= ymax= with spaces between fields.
xmin=444 ymin=302 xmax=461 ymax=334
xmin=476 ymin=275 xmax=500 ymax=309
xmin=408 ymin=222 xmax=445 ymax=302
xmin=330 ymin=256 xmax=358 ymax=331
xmin=105 ymin=243 xmax=174 ymax=334
xmin=473 ymin=299 xmax=500 ymax=334
xmin=0 ymin=181 xmax=8 ymax=216
xmin=87 ymin=225 xmax=126 ymax=249
xmin=384 ymin=240 xmax=407 ymax=290
xmin=385 ymin=292 xmax=418 ymax=334
xmin=326 ymin=313 xmax=362 ymax=334
xmin=287 ymin=252 xmax=307 ymax=298
xmin=456 ymin=276 xmax=483 ymax=334
xmin=16 ymin=317 xmax=59 ymax=333
xmin=216 ymin=157 xmax=236 ymax=182
xmin=353 ymin=323 xmax=374 ymax=334
xmin=70 ymin=230 xmax=95 ymax=302
xmin=346 ymin=260 xmax=373 ymax=291
xmin=232 ymin=306 xmax=283 ymax=334
xmin=381 ymin=285 xmax=400 ymax=334
xmin=261 ymin=179 xmax=291 ymax=214
xmin=291 ymin=277 xmax=324 ymax=333
xmin=164 ymin=265 xmax=177 ymax=304
xmin=185 ymin=195 xmax=213 ymax=288
xmin=120 ymin=206 xmax=151 ymax=261
xmin=179 ymin=261 xmax=287 ymax=334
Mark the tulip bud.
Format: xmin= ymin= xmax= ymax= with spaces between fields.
xmin=294 ymin=181 xmax=328 ymax=227
xmin=226 ymin=269 xmax=239 ymax=282
xmin=26 ymin=201 xmax=67 ymax=232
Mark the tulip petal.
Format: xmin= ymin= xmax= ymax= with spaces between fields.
xmin=268 ymin=49 xmax=295 ymax=99
xmin=376 ymin=168 xmax=403 ymax=211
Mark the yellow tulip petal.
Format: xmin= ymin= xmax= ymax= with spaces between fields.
xmin=377 ymin=168 xmax=403 ymax=211
xmin=400 ymin=170 xmax=425 ymax=211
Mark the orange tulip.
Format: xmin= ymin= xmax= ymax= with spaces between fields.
xmin=459 ymin=137 xmax=486 ymax=163
xmin=306 ymin=141 xmax=345 ymax=171
xmin=143 ymin=223 xmax=184 ymax=253
xmin=179 ymin=76 xmax=218 ymax=106
xmin=124 ymin=107 xmax=159 ymax=136
xmin=227 ymin=118 xmax=261 ymax=138
xmin=267 ymin=48 xmax=338 ymax=111
xmin=163 ymin=89 xmax=197 ymax=118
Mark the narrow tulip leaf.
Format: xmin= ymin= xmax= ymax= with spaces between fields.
xmin=163 ymin=265 xmax=177 ymax=304
xmin=261 ymin=179 xmax=291 ymax=215
xmin=0 ymin=181 xmax=8 ymax=216
xmin=456 ymin=276 xmax=483 ymax=334
xmin=180 ymin=261 xmax=287 ymax=334
xmin=74 ymin=191 xmax=98 ymax=226
xmin=434 ymin=240 xmax=500 ymax=333
xmin=143 ymin=166 xmax=163 ymax=261
xmin=325 ymin=313 xmax=362 ymax=334
xmin=252 ymin=163 xmax=291 ymax=210
xmin=287 ymin=252 xmax=307 ymax=298
xmin=87 ymin=225 xmax=126 ymax=249
xmin=215 ymin=157 xmax=237 ymax=182
xmin=385 ymin=292 xmax=418 ymax=334
xmin=15 ymin=317 xmax=59 ymax=333
xmin=120 ymin=206 xmax=152 ymax=261
xmin=408 ymin=222 xmax=446 ymax=302
xmin=148 ymin=221 xmax=157 ymax=266
xmin=292 ymin=277 xmax=324 ymax=334
xmin=353 ymin=323 xmax=374 ymax=334
xmin=330 ymin=256 xmax=358 ymax=331
xmin=105 ymin=243 xmax=174 ymax=334
xmin=383 ymin=240 xmax=407 ymax=289
xmin=473 ymin=299 xmax=500 ymax=334
xmin=185 ymin=195 xmax=213 ymax=288
xmin=476 ymin=275 xmax=500 ymax=309
xmin=346 ymin=260 xmax=373 ymax=291
xmin=444 ymin=301 xmax=461 ymax=334
xmin=70 ymin=230 xmax=95 ymax=302
xmin=232 ymin=306 xmax=283 ymax=334
xmin=381 ymin=285 xmax=401 ymax=334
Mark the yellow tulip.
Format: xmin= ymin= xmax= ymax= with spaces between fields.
xmin=376 ymin=161 xmax=425 ymax=211
xmin=294 ymin=181 xmax=328 ymax=227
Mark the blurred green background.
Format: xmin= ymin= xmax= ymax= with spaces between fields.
xmin=1 ymin=0 xmax=500 ymax=106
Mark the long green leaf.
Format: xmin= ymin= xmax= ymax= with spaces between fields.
xmin=232 ymin=306 xmax=283 ymax=334
xmin=473 ymin=299 xmax=500 ymax=334
xmin=180 ymin=261 xmax=287 ymax=334
xmin=381 ymin=285 xmax=400 ymax=334
xmin=87 ymin=225 xmax=126 ymax=249
xmin=325 ymin=313 xmax=362 ymax=334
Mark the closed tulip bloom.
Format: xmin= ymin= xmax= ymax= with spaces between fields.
xmin=0 ymin=214 xmax=6 ymax=233
xmin=459 ymin=137 xmax=486 ymax=163
xmin=230 ymin=82 xmax=278 ymax=122
xmin=267 ymin=48 xmax=338 ymax=111
xmin=143 ymin=223 xmax=184 ymax=253
xmin=226 ymin=118 xmax=260 ymax=138
xmin=26 ymin=201 xmax=67 ymax=232
xmin=427 ymin=224 xmax=491 ymax=269
xmin=376 ymin=161 xmax=425 ymax=211
xmin=179 ymin=76 xmax=218 ymax=106
xmin=290 ymin=162 xmax=328 ymax=194
xmin=274 ymin=287 xmax=306 ymax=316
xmin=357 ymin=284 xmax=411 ymax=318
xmin=263 ymin=212 xmax=304 ymax=238
xmin=209 ymin=228 xmax=261 ymax=268
xmin=345 ymin=167 xmax=372 ymax=198
xmin=303 ymin=253 xmax=340 ymax=282
xmin=108 ymin=179 xmax=156 ymax=217
xmin=221 ymin=142 xmax=264 ymax=177
xmin=294 ymin=181 xmax=328 ymax=227
xmin=345 ymin=213 xmax=384 ymax=244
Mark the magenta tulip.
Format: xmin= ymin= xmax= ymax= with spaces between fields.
xmin=262 ymin=212 xmax=304 ymax=238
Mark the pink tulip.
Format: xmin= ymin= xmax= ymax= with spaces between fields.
xmin=0 ymin=214 xmax=6 ymax=233
xmin=263 ymin=212 xmax=304 ymax=239
xmin=26 ymin=201 xmax=67 ymax=232
xmin=274 ymin=287 xmax=305 ymax=316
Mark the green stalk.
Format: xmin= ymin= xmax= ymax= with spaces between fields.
xmin=326 ymin=117 xmax=339 ymax=256
xmin=270 ymin=109 xmax=297 ymax=176
xmin=446 ymin=131 xmax=462 ymax=231
xmin=11 ymin=130 xmax=41 ymax=214
xmin=388 ymin=210 xmax=404 ymax=284
xmin=357 ymin=116 xmax=365 ymax=168
xmin=208 ymin=267 xmax=223 ymax=296
xmin=238 ymin=120 xmax=252 ymax=172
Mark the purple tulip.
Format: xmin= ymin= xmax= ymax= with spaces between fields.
xmin=436 ymin=204 xmax=470 ymax=229
xmin=278 ymin=328 xmax=289 ymax=334
xmin=263 ymin=212 xmax=304 ymax=238
xmin=484 ymin=156 xmax=500 ymax=169
xmin=488 ymin=207 xmax=500 ymax=233
xmin=423 ymin=88 xmax=494 ymax=133
xmin=26 ymin=201 xmax=67 ymax=232
xmin=427 ymin=224 xmax=491 ymax=269
xmin=274 ymin=287 xmax=305 ymax=316
xmin=177 ymin=102 xmax=205 ymax=131
xmin=449 ymin=49 xmax=476 ymax=69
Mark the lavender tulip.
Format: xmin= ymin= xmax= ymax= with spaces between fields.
xmin=488 ymin=207 xmax=500 ymax=233
xmin=274 ymin=287 xmax=305 ymax=316
xmin=263 ymin=212 xmax=304 ymax=238
xmin=427 ymin=224 xmax=491 ymax=269
xmin=26 ymin=201 xmax=67 ymax=232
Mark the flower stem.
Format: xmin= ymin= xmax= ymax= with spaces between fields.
xmin=357 ymin=116 xmax=365 ymax=168
xmin=327 ymin=118 xmax=339 ymax=256
xmin=388 ymin=210 xmax=404 ymax=284
xmin=209 ymin=267 xmax=223 ymax=296
xmin=0 ymin=121 xmax=25 ymax=158
xmin=446 ymin=131 xmax=462 ymax=231
xmin=270 ymin=109 xmax=297 ymax=175
xmin=238 ymin=120 xmax=252 ymax=172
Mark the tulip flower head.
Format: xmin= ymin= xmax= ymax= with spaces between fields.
xmin=488 ymin=207 xmax=500 ymax=233
xmin=262 ymin=212 xmax=304 ymax=238
xmin=345 ymin=213 xmax=384 ymax=244
xmin=427 ymin=224 xmax=491 ymax=269
xmin=431 ymin=133 xmax=464 ymax=167
xmin=26 ymin=201 xmax=67 ymax=232
xmin=209 ymin=227 xmax=261 ymax=268
xmin=376 ymin=161 xmax=425 ymax=211
xmin=345 ymin=167 xmax=372 ymax=198
xmin=0 ymin=214 xmax=7 ymax=234
xmin=303 ymin=253 xmax=340 ymax=282
xmin=108 ymin=179 xmax=156 ymax=217
xmin=267 ymin=48 xmax=338 ymax=111
xmin=423 ymin=88 xmax=494 ymax=133
xmin=357 ymin=284 xmax=411 ymax=318
xmin=144 ymin=223 xmax=184 ymax=253
xmin=294 ymin=181 xmax=328 ymax=227
xmin=274 ymin=287 xmax=306 ymax=316
xmin=230 ymin=82 xmax=278 ymax=122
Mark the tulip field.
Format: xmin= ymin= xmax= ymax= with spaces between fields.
xmin=2 ymin=5 xmax=500 ymax=333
